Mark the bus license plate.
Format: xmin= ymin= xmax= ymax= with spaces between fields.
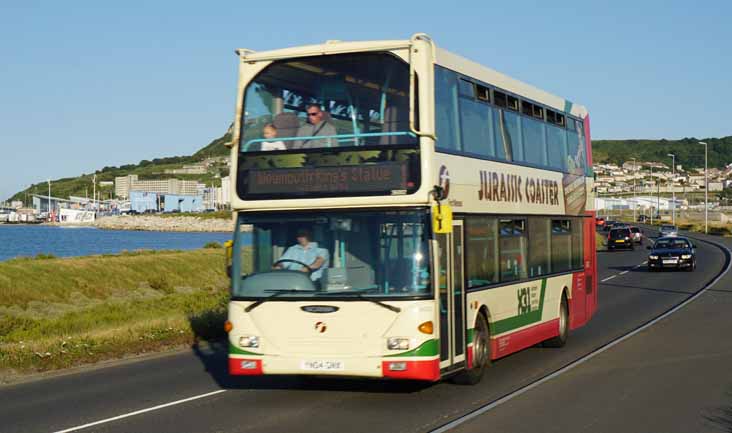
xmin=301 ymin=360 xmax=344 ymax=371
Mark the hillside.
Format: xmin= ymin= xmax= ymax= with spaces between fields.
xmin=592 ymin=136 xmax=732 ymax=169
xmin=8 ymin=129 xmax=232 ymax=204
xmin=8 ymin=128 xmax=732 ymax=203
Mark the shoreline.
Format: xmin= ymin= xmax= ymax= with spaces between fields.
xmin=79 ymin=215 xmax=233 ymax=232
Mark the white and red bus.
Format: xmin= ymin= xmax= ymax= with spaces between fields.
xmin=225 ymin=34 xmax=597 ymax=384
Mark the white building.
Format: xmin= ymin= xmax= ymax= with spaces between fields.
xmin=115 ymin=174 xmax=203 ymax=199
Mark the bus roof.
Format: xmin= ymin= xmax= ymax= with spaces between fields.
xmin=434 ymin=47 xmax=588 ymax=118
xmin=236 ymin=35 xmax=588 ymax=118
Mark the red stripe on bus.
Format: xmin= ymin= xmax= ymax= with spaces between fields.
xmin=229 ymin=358 xmax=263 ymax=375
xmin=382 ymin=359 xmax=440 ymax=381
xmin=490 ymin=319 xmax=559 ymax=359
xmin=466 ymin=345 xmax=473 ymax=370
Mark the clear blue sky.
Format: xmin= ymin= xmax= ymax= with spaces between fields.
xmin=2 ymin=0 xmax=731 ymax=201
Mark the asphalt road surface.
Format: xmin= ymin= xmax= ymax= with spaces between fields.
xmin=2 ymin=228 xmax=729 ymax=433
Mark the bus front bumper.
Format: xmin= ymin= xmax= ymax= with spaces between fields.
xmin=229 ymin=354 xmax=440 ymax=381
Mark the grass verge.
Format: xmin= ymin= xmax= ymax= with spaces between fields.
xmin=596 ymin=232 xmax=607 ymax=251
xmin=0 ymin=249 xmax=229 ymax=377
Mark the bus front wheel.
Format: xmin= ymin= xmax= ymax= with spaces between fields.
xmin=451 ymin=313 xmax=490 ymax=385
xmin=544 ymin=293 xmax=569 ymax=348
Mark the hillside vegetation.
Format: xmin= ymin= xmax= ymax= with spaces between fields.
xmin=592 ymin=136 xmax=732 ymax=169
xmin=7 ymin=128 xmax=232 ymax=204
xmin=8 ymin=125 xmax=732 ymax=203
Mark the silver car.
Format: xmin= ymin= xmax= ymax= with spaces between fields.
xmin=659 ymin=224 xmax=678 ymax=237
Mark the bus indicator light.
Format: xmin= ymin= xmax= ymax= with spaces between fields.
xmin=224 ymin=320 xmax=233 ymax=333
xmin=418 ymin=321 xmax=434 ymax=334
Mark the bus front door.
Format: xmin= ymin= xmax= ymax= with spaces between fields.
xmin=437 ymin=220 xmax=466 ymax=371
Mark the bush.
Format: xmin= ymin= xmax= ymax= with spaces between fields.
xmin=204 ymin=242 xmax=222 ymax=249
xmin=148 ymin=275 xmax=174 ymax=294
xmin=35 ymin=253 xmax=56 ymax=260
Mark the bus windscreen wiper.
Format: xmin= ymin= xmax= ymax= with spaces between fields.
xmin=320 ymin=290 xmax=401 ymax=313
xmin=245 ymin=289 xmax=314 ymax=312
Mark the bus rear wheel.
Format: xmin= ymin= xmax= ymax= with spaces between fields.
xmin=451 ymin=313 xmax=490 ymax=385
xmin=544 ymin=294 xmax=569 ymax=348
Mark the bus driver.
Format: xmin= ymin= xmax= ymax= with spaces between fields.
xmin=274 ymin=229 xmax=329 ymax=282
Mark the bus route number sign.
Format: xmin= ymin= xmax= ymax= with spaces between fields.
xmin=248 ymin=162 xmax=407 ymax=194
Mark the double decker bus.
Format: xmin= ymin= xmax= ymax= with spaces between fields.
xmin=225 ymin=34 xmax=596 ymax=384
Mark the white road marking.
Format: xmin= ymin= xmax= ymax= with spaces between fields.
xmin=52 ymin=389 xmax=227 ymax=433
xmin=429 ymin=238 xmax=731 ymax=433
xmin=619 ymin=270 xmax=629 ymax=275
xmin=601 ymin=275 xmax=616 ymax=282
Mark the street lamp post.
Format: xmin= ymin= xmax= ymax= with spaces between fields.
xmin=699 ymin=141 xmax=708 ymax=234
xmin=47 ymin=179 xmax=51 ymax=222
xmin=649 ymin=165 xmax=654 ymax=224
xmin=632 ymin=157 xmax=637 ymax=222
xmin=668 ymin=154 xmax=676 ymax=225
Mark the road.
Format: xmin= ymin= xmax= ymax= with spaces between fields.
xmin=2 ymin=228 xmax=729 ymax=433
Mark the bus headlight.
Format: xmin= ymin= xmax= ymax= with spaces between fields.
xmin=681 ymin=254 xmax=692 ymax=259
xmin=649 ymin=255 xmax=658 ymax=260
xmin=387 ymin=337 xmax=410 ymax=350
xmin=239 ymin=335 xmax=259 ymax=348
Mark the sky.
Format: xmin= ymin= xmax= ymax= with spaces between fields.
xmin=1 ymin=0 xmax=731 ymax=201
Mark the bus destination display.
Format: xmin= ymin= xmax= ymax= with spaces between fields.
xmin=248 ymin=162 xmax=408 ymax=194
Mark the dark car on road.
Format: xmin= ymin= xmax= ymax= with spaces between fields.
xmin=607 ymin=227 xmax=634 ymax=250
xmin=647 ymin=236 xmax=696 ymax=271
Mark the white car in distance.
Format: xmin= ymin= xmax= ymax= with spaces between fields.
xmin=659 ymin=224 xmax=678 ymax=237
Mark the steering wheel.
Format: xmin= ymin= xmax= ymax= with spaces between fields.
xmin=273 ymin=259 xmax=313 ymax=274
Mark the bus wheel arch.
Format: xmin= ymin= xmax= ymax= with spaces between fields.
xmin=451 ymin=307 xmax=491 ymax=385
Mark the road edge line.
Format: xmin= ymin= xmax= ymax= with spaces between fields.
xmin=52 ymin=389 xmax=227 ymax=433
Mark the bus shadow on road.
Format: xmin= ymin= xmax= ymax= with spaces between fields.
xmin=188 ymin=339 xmax=432 ymax=394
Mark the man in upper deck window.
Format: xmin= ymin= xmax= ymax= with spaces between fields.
xmin=293 ymin=103 xmax=338 ymax=149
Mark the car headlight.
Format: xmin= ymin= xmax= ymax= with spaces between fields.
xmin=681 ymin=254 xmax=692 ymax=259
xmin=387 ymin=337 xmax=411 ymax=351
xmin=239 ymin=335 xmax=259 ymax=348
xmin=649 ymin=255 xmax=658 ymax=260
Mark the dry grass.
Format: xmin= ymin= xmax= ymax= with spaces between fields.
xmin=0 ymin=249 xmax=229 ymax=376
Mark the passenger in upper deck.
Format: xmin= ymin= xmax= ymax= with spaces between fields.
xmin=260 ymin=124 xmax=286 ymax=151
xmin=293 ymin=103 xmax=337 ymax=149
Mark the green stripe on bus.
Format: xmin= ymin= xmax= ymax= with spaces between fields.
xmin=467 ymin=328 xmax=475 ymax=344
xmin=229 ymin=343 xmax=260 ymax=356
xmin=491 ymin=279 xmax=547 ymax=335
xmin=385 ymin=339 xmax=439 ymax=357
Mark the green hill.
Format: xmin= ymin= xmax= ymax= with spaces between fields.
xmin=592 ymin=136 xmax=732 ymax=169
xmin=8 ymin=128 xmax=732 ymax=204
xmin=8 ymin=129 xmax=232 ymax=204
